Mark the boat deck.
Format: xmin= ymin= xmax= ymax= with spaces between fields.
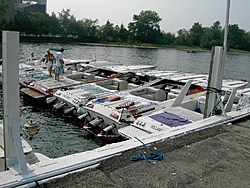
xmin=118 ymin=107 xmax=204 ymax=139
xmin=20 ymin=88 xmax=46 ymax=99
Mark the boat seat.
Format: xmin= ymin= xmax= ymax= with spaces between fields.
xmin=94 ymin=76 xmax=105 ymax=80
xmin=167 ymin=92 xmax=179 ymax=100
xmin=95 ymin=78 xmax=128 ymax=91
xmin=130 ymin=87 xmax=166 ymax=101
xmin=66 ymin=72 xmax=95 ymax=82
xmin=128 ymin=83 xmax=139 ymax=89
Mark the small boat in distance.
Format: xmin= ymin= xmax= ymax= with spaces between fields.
xmin=187 ymin=50 xmax=198 ymax=53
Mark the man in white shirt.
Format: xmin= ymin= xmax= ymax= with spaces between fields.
xmin=55 ymin=48 xmax=64 ymax=81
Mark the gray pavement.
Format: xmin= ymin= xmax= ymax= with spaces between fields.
xmin=44 ymin=118 xmax=250 ymax=188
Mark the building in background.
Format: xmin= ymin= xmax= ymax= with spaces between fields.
xmin=1 ymin=0 xmax=47 ymax=19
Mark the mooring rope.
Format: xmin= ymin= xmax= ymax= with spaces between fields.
xmin=130 ymin=137 xmax=163 ymax=162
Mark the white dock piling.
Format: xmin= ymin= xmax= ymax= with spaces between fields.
xmin=2 ymin=31 xmax=31 ymax=174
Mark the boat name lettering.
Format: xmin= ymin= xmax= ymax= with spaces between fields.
xmin=62 ymin=94 xmax=71 ymax=99
xmin=150 ymin=125 xmax=163 ymax=132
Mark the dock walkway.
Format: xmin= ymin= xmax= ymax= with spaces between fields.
xmin=44 ymin=118 xmax=250 ymax=188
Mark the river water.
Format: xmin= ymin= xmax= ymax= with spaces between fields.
xmin=2 ymin=42 xmax=250 ymax=159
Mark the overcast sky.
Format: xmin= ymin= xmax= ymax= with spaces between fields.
xmin=47 ymin=0 xmax=250 ymax=33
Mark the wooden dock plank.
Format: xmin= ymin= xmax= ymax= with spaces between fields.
xmin=20 ymin=88 xmax=46 ymax=99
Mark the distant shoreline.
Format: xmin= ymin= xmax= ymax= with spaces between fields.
xmin=0 ymin=36 xmax=249 ymax=56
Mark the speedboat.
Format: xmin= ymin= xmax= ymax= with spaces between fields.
xmin=18 ymin=63 xmax=52 ymax=88
xmin=47 ymin=71 xmax=157 ymax=118
xmin=20 ymin=65 xmax=158 ymax=106
xmin=79 ymin=60 xmax=123 ymax=68
xmin=118 ymin=90 xmax=250 ymax=139
xmin=77 ymin=79 xmax=206 ymax=142
xmin=47 ymin=70 xmax=208 ymax=119
xmin=104 ymin=64 xmax=157 ymax=72
xmin=22 ymin=55 xmax=124 ymax=71
xmin=19 ymin=67 xmax=125 ymax=103
xmin=77 ymin=74 xmax=249 ymax=143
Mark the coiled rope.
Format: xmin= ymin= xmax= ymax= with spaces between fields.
xmin=130 ymin=137 xmax=163 ymax=162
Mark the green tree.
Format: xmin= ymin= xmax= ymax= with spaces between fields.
xmin=201 ymin=21 xmax=223 ymax=49
xmin=25 ymin=12 xmax=50 ymax=36
xmin=174 ymin=28 xmax=190 ymax=46
xmin=200 ymin=27 xmax=211 ymax=48
xmin=128 ymin=10 xmax=162 ymax=44
xmin=77 ymin=18 xmax=98 ymax=42
xmin=209 ymin=21 xmax=223 ymax=46
xmin=14 ymin=15 xmax=31 ymax=34
xmin=189 ymin=22 xmax=204 ymax=46
xmin=27 ymin=12 xmax=51 ymax=36
xmin=0 ymin=3 xmax=9 ymax=18
xmin=48 ymin=12 xmax=61 ymax=36
xmin=117 ymin=24 xmax=129 ymax=42
xmin=99 ymin=20 xmax=115 ymax=42
xmin=161 ymin=31 xmax=175 ymax=45
xmin=245 ymin=31 xmax=250 ymax=51
xmin=58 ymin=9 xmax=76 ymax=37
xmin=113 ymin=24 xmax=120 ymax=42
xmin=0 ymin=3 xmax=9 ymax=30
xmin=228 ymin=24 xmax=246 ymax=50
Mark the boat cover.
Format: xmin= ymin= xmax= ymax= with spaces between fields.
xmin=149 ymin=111 xmax=192 ymax=127
xmin=77 ymin=84 xmax=108 ymax=94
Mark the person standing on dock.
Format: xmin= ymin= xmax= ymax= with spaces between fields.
xmin=55 ymin=48 xmax=64 ymax=81
xmin=45 ymin=49 xmax=55 ymax=77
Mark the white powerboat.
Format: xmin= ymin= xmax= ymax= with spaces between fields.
xmin=118 ymin=92 xmax=250 ymax=139
xmin=19 ymin=67 xmax=127 ymax=103
xmin=47 ymin=70 xmax=157 ymax=118
xmin=81 ymin=78 xmax=250 ymax=142
xmin=76 ymin=79 xmax=206 ymax=141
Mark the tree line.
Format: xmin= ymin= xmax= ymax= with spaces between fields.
xmin=1 ymin=5 xmax=250 ymax=51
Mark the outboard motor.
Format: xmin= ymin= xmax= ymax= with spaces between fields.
xmin=103 ymin=124 xmax=116 ymax=133
xmin=97 ymin=124 xmax=116 ymax=137
xmin=89 ymin=118 xmax=103 ymax=127
xmin=64 ymin=106 xmax=75 ymax=114
xmin=78 ymin=112 xmax=89 ymax=120
xmin=46 ymin=96 xmax=57 ymax=104
xmin=53 ymin=102 xmax=66 ymax=110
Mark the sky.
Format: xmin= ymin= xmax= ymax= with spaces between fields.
xmin=47 ymin=0 xmax=250 ymax=33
